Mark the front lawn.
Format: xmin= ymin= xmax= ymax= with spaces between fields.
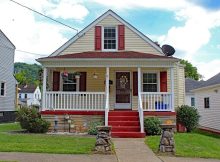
xmin=145 ymin=130 xmax=220 ymax=159
xmin=0 ymin=123 xmax=96 ymax=154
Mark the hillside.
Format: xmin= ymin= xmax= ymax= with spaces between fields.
xmin=14 ymin=62 xmax=42 ymax=85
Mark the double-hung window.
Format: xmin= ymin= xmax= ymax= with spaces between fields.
xmin=63 ymin=74 xmax=77 ymax=91
xmin=142 ymin=73 xmax=158 ymax=92
xmin=0 ymin=82 xmax=5 ymax=96
xmin=204 ymin=97 xmax=210 ymax=108
xmin=103 ymin=27 xmax=116 ymax=50
xmin=191 ymin=97 xmax=195 ymax=107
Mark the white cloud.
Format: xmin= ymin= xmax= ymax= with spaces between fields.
xmin=0 ymin=0 xmax=86 ymax=63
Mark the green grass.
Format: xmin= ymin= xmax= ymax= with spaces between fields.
xmin=0 ymin=123 xmax=96 ymax=154
xmin=145 ymin=130 xmax=220 ymax=159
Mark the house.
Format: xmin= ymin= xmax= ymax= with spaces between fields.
xmin=36 ymin=10 xmax=185 ymax=137
xmin=0 ymin=30 xmax=17 ymax=123
xmin=185 ymin=78 xmax=203 ymax=107
xmin=192 ymin=73 xmax=220 ymax=133
xmin=18 ymin=84 xmax=41 ymax=108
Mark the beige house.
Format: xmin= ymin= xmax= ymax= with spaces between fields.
xmin=37 ymin=10 xmax=185 ymax=137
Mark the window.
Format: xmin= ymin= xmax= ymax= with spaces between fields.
xmin=63 ymin=74 xmax=77 ymax=91
xmin=24 ymin=94 xmax=27 ymax=98
xmin=191 ymin=97 xmax=195 ymax=107
xmin=0 ymin=82 xmax=5 ymax=96
xmin=104 ymin=27 xmax=116 ymax=50
xmin=142 ymin=73 xmax=158 ymax=92
xmin=19 ymin=94 xmax=21 ymax=98
xmin=204 ymin=97 xmax=209 ymax=108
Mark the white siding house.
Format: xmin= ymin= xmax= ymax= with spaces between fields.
xmin=192 ymin=73 xmax=220 ymax=132
xmin=0 ymin=30 xmax=16 ymax=122
xmin=18 ymin=85 xmax=41 ymax=107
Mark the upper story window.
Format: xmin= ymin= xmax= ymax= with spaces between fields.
xmin=191 ymin=97 xmax=195 ymax=107
xmin=0 ymin=82 xmax=5 ymax=96
xmin=63 ymin=74 xmax=77 ymax=91
xmin=103 ymin=27 xmax=116 ymax=50
xmin=24 ymin=94 xmax=27 ymax=98
xmin=142 ymin=73 xmax=158 ymax=92
xmin=19 ymin=94 xmax=21 ymax=98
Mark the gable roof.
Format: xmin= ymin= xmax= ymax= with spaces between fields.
xmin=192 ymin=73 xmax=220 ymax=91
xmin=0 ymin=30 xmax=16 ymax=49
xmin=18 ymin=84 xmax=38 ymax=93
xmin=185 ymin=78 xmax=204 ymax=93
xmin=50 ymin=9 xmax=163 ymax=57
xmin=39 ymin=51 xmax=177 ymax=61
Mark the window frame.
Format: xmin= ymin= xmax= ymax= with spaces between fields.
xmin=191 ymin=97 xmax=195 ymax=107
xmin=142 ymin=71 xmax=160 ymax=92
xmin=102 ymin=26 xmax=118 ymax=51
xmin=0 ymin=82 xmax=6 ymax=97
xmin=62 ymin=73 xmax=78 ymax=92
xmin=204 ymin=97 xmax=210 ymax=108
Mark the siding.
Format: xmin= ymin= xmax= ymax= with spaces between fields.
xmin=48 ymin=65 xmax=184 ymax=110
xmin=0 ymin=31 xmax=16 ymax=111
xmin=195 ymin=87 xmax=220 ymax=131
xmin=59 ymin=15 xmax=162 ymax=55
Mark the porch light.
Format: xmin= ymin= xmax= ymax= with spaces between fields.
xmin=93 ymin=73 xmax=98 ymax=79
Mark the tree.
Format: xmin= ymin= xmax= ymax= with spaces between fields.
xmin=180 ymin=60 xmax=202 ymax=81
xmin=15 ymin=70 xmax=28 ymax=85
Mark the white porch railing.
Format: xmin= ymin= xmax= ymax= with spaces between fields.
xmin=141 ymin=92 xmax=173 ymax=111
xmin=45 ymin=91 xmax=105 ymax=110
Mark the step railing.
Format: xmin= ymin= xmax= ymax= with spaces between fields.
xmin=140 ymin=92 xmax=173 ymax=111
xmin=45 ymin=91 xmax=105 ymax=110
xmin=138 ymin=94 xmax=144 ymax=133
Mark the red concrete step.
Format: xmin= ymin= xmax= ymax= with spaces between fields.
xmin=109 ymin=111 xmax=138 ymax=116
xmin=111 ymin=126 xmax=140 ymax=132
xmin=109 ymin=121 xmax=139 ymax=126
xmin=111 ymin=132 xmax=145 ymax=138
xmin=108 ymin=116 xmax=139 ymax=121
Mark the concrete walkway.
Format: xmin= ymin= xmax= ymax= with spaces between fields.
xmin=0 ymin=152 xmax=117 ymax=162
xmin=113 ymin=138 xmax=162 ymax=162
xmin=160 ymin=156 xmax=220 ymax=162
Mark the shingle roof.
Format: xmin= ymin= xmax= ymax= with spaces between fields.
xmin=18 ymin=84 xmax=37 ymax=93
xmin=196 ymin=72 xmax=220 ymax=88
xmin=39 ymin=51 xmax=178 ymax=60
xmin=185 ymin=78 xmax=203 ymax=93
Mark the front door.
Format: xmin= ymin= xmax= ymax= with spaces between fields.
xmin=115 ymin=72 xmax=131 ymax=109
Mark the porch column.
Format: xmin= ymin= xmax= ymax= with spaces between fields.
xmin=42 ymin=67 xmax=47 ymax=111
xmin=170 ymin=67 xmax=175 ymax=112
xmin=138 ymin=67 xmax=144 ymax=133
xmin=105 ymin=67 xmax=110 ymax=126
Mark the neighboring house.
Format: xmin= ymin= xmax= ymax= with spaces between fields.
xmin=37 ymin=10 xmax=185 ymax=137
xmin=18 ymin=85 xmax=41 ymax=107
xmin=192 ymin=73 xmax=220 ymax=132
xmin=185 ymin=78 xmax=203 ymax=107
xmin=0 ymin=30 xmax=16 ymax=123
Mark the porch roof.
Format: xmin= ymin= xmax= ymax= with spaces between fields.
xmin=38 ymin=51 xmax=178 ymax=60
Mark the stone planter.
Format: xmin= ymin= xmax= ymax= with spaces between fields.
xmin=94 ymin=126 xmax=112 ymax=154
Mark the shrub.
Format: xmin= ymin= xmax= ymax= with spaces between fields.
xmin=88 ymin=121 xmax=103 ymax=135
xmin=16 ymin=107 xmax=50 ymax=133
xmin=177 ymin=105 xmax=200 ymax=132
xmin=144 ymin=117 xmax=162 ymax=135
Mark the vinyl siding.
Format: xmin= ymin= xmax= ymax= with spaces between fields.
xmin=48 ymin=66 xmax=184 ymax=110
xmin=195 ymin=86 xmax=220 ymax=131
xmin=59 ymin=15 xmax=162 ymax=55
xmin=0 ymin=32 xmax=16 ymax=111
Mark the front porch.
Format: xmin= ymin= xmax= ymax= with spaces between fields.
xmin=41 ymin=66 xmax=175 ymax=134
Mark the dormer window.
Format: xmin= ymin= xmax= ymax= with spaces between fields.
xmin=103 ymin=27 xmax=117 ymax=50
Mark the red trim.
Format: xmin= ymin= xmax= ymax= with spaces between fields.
xmin=160 ymin=71 xmax=167 ymax=92
xmin=199 ymin=127 xmax=220 ymax=135
xmin=144 ymin=112 xmax=176 ymax=116
xmin=41 ymin=110 xmax=104 ymax=115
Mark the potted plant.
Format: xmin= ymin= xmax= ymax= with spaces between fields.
xmin=73 ymin=72 xmax=81 ymax=79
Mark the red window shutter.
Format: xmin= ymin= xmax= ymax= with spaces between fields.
xmin=53 ymin=71 xmax=60 ymax=91
xmin=133 ymin=72 xmax=138 ymax=96
xmin=79 ymin=72 xmax=87 ymax=91
xmin=95 ymin=26 xmax=102 ymax=50
xmin=118 ymin=25 xmax=125 ymax=50
xmin=160 ymin=71 xmax=167 ymax=92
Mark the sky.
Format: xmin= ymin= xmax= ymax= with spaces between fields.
xmin=0 ymin=0 xmax=220 ymax=80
